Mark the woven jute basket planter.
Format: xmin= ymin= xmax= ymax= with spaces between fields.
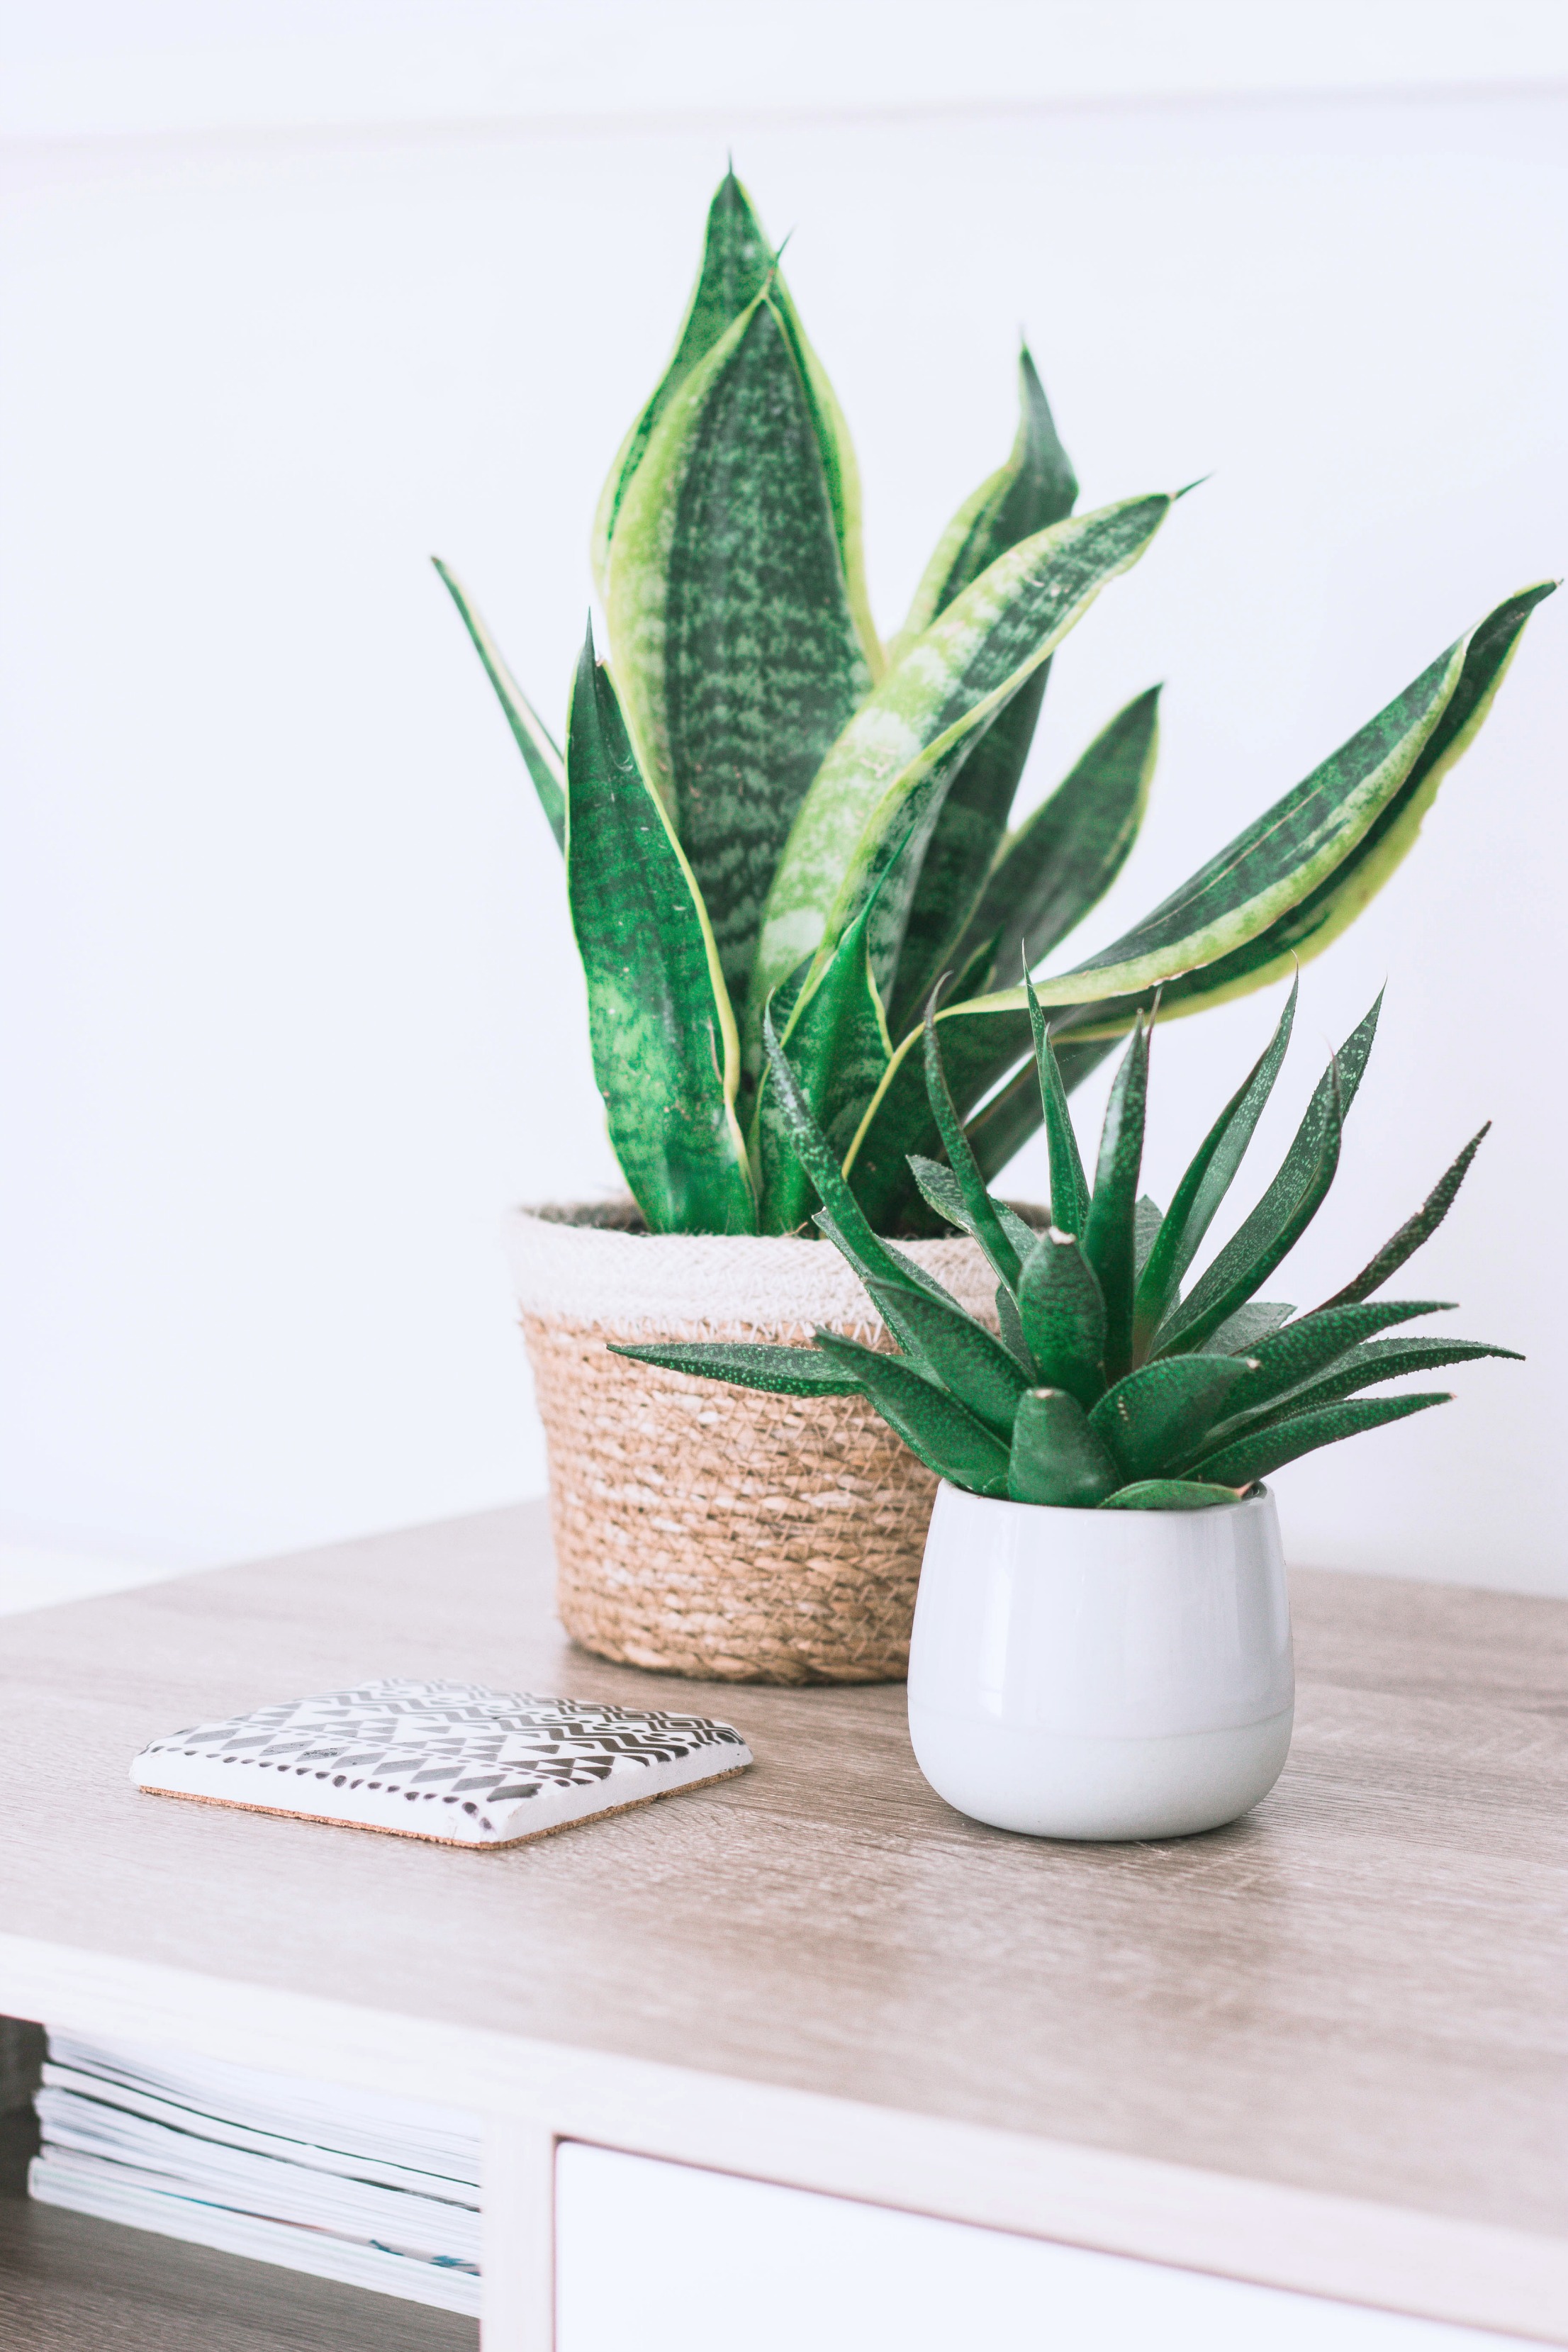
xmin=507 ymin=1199 xmax=1004 ymax=1686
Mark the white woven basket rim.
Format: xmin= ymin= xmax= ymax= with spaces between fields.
xmin=505 ymin=1197 xmax=1012 ymax=1334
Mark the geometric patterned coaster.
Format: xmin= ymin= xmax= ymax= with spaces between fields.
xmin=132 ymin=1677 xmax=753 ymax=1849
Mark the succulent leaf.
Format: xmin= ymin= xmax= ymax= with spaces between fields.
xmin=907 ymin=1155 xmax=1038 ymax=1269
xmin=1081 ymin=1020 xmax=1150 ymax=1382
xmin=1214 ymin=1297 xmax=1455 ymax=1423
xmin=920 ymin=996 xmax=1024 ymax=1291
xmin=1132 ymin=975 xmax=1298 ymax=1354
xmin=1190 ymin=1390 xmax=1452 ymax=1488
xmin=863 ymin=1278 xmax=1031 ymax=1438
xmin=432 ymin=561 xmax=566 ymax=849
xmin=1008 ymin=1388 xmax=1119 ymax=1506
xmin=607 ymin=293 xmax=873 ymax=1020
xmin=1027 ymin=971 xmax=1092 ymax=1238
xmin=1214 ymin=1335 xmax=1521 ymax=1431
xmin=1098 ymin=1479 xmax=1245 ymax=1511
xmin=1090 ymin=1354 xmax=1253 ymax=1484
xmin=751 ymin=493 xmax=1174 ymax=1036
xmin=996 ymin=1282 xmax=1034 ymax=1372
xmin=810 ymin=1329 xmax=1012 ymax=1495
xmin=953 ymin=688 xmax=1160 ymax=995
xmin=754 ymin=898 xmax=891 ymax=1233
xmin=1017 ymin=1229 xmax=1107 ymax=1406
xmin=1314 ymin=1124 xmax=1490 ymax=1311
xmin=962 ymin=1036 xmax=1119 ymax=1190
xmin=1198 ymin=1300 xmax=1296 ymax=1355
xmin=1153 ymin=994 xmax=1383 ymax=1355
xmin=565 ymin=629 xmax=755 ymax=1233
xmin=608 ymin=1340 xmax=861 ymax=1394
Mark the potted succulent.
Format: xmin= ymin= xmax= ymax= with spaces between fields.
xmin=437 ymin=167 xmax=1548 ymax=1685
xmin=620 ymin=978 xmax=1519 ymax=1837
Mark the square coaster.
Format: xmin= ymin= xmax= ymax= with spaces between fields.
xmin=133 ymin=1678 xmax=752 ymax=1847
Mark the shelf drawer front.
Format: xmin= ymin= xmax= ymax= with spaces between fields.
xmin=556 ymin=2146 xmax=1518 ymax=2351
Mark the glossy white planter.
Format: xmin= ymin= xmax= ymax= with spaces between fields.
xmin=907 ymin=1483 xmax=1294 ymax=1842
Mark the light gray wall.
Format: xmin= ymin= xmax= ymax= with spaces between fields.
xmin=1 ymin=4 xmax=1564 ymax=1589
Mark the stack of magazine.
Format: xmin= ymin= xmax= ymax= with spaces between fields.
xmin=28 ymin=2030 xmax=481 ymax=2314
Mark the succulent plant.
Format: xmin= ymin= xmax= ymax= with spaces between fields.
xmin=614 ymin=978 xmax=1520 ymax=1509
xmin=437 ymin=169 xmax=1552 ymax=1239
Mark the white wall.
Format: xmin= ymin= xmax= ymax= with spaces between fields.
xmin=1 ymin=5 xmax=1564 ymax=1592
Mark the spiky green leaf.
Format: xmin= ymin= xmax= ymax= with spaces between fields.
xmin=1315 ymin=1125 xmax=1491 ymax=1311
xmin=432 ymin=560 xmax=566 ymax=849
xmin=1028 ymin=971 xmax=1091 ymax=1238
xmin=1017 ymin=1228 xmax=1107 ymax=1407
xmin=907 ymin=1155 xmax=1039 ymax=1270
xmin=565 ymin=629 xmax=754 ymax=1234
xmin=1198 ymin=1301 xmax=1295 ymax=1355
xmin=920 ymin=997 xmax=1023 ymax=1291
xmin=863 ymin=1279 xmax=1030 ymax=1439
xmin=1133 ymin=976 xmax=1298 ymax=1355
xmin=608 ymin=1340 xmax=861 ymax=1394
xmin=1214 ymin=1335 xmax=1521 ymax=1433
xmin=754 ymin=899 xmax=891 ymax=1234
xmin=751 ymin=493 xmax=1173 ymax=1032
xmin=962 ymin=1036 xmax=1119 ymax=1190
xmin=1192 ymin=1391 xmax=1451 ymax=1488
xmin=811 ymin=1329 xmax=1011 ymax=1496
xmin=1008 ymin=1387 xmax=1119 ymax=1506
xmin=1214 ymin=1297 xmax=1454 ymax=1423
xmin=1081 ymin=1021 xmax=1149 ymax=1382
xmin=1089 ymin=1355 xmax=1253 ymax=1484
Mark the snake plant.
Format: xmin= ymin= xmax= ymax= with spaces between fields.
xmin=616 ymin=978 xmax=1518 ymax=1508
xmin=437 ymin=169 xmax=1552 ymax=1239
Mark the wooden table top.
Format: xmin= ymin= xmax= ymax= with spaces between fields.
xmin=1 ymin=1503 xmax=1564 ymax=2280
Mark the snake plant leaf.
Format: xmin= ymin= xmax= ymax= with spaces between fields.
xmin=1089 ymin=1354 xmax=1253 ymax=1484
xmin=1028 ymin=971 xmax=1091 ymax=1238
xmin=1017 ymin=1228 xmax=1106 ymax=1406
xmin=591 ymin=169 xmax=773 ymax=597
xmin=1314 ymin=1124 xmax=1490 ymax=1311
xmin=891 ymin=347 xmax=1077 ymax=662
xmin=863 ymin=1278 xmax=1031 ymax=1439
xmin=608 ymin=291 xmax=873 ymax=1019
xmin=921 ymin=997 xmax=1023 ymax=1292
xmin=1073 ymin=586 xmax=1557 ymax=1034
xmin=565 ymin=627 xmax=755 ymax=1235
xmin=1215 ymin=1297 xmax=1454 ymax=1421
xmin=1081 ymin=1020 xmax=1150 ymax=1382
xmin=962 ymin=1036 xmax=1119 ymax=1189
xmin=1198 ymin=1300 xmax=1295 ymax=1355
xmin=1098 ymin=1479 xmax=1245 ymax=1512
xmin=907 ymin=1155 xmax=1039 ymax=1270
xmin=607 ymin=1339 xmax=861 ymax=1394
xmin=1009 ymin=1387 xmax=1120 ymax=1506
xmin=751 ymin=492 xmax=1174 ymax=1031
xmin=754 ymin=898 xmax=892 ymax=1234
xmin=810 ymin=1329 xmax=1012 ymax=1495
xmin=1153 ymin=995 xmax=1382 ymax=1356
xmin=432 ymin=560 xmax=566 ymax=849
xmin=1132 ymin=977 xmax=1299 ymax=1355
xmin=1216 ymin=1335 xmax=1522 ymax=1431
xmin=953 ymin=688 xmax=1160 ymax=995
xmin=1191 ymin=1390 xmax=1452 ymax=1489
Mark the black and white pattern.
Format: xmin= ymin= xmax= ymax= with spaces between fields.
xmin=133 ymin=1678 xmax=752 ymax=1846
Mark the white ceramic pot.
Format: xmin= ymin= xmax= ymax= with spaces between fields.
xmin=907 ymin=1482 xmax=1294 ymax=1841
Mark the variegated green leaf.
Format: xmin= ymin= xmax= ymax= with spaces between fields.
xmin=889 ymin=347 xmax=1077 ymax=662
xmin=1008 ymin=1387 xmax=1119 ymax=1506
xmin=952 ymin=687 xmax=1160 ymax=996
xmin=1098 ymin=1479 xmax=1243 ymax=1511
xmin=754 ymin=900 xmax=891 ymax=1233
xmin=811 ymin=1329 xmax=1012 ymax=1495
xmin=590 ymin=169 xmax=773 ymax=599
xmin=608 ymin=1340 xmax=860 ymax=1394
xmin=1081 ymin=1021 xmax=1149 ymax=1382
xmin=607 ymin=291 xmax=873 ymax=1020
xmin=751 ymin=493 xmax=1174 ymax=1038
xmin=1191 ymin=1390 xmax=1451 ymax=1489
xmin=565 ymin=627 xmax=755 ymax=1234
xmin=432 ymin=559 xmax=566 ymax=849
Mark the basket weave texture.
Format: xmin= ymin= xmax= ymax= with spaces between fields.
xmin=508 ymin=1201 xmax=1002 ymax=1686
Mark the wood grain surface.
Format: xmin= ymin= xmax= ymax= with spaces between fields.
xmin=0 ymin=1503 xmax=1563 ymax=2251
